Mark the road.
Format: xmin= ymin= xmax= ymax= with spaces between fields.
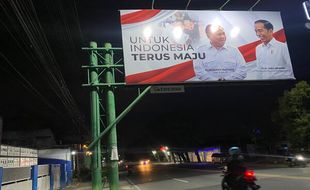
xmin=124 ymin=163 xmax=310 ymax=190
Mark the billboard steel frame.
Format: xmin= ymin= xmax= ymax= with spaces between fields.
xmin=82 ymin=42 xmax=151 ymax=190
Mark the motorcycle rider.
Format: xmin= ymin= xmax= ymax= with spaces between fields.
xmin=224 ymin=147 xmax=260 ymax=190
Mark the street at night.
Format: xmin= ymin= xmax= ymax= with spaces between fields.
xmin=66 ymin=163 xmax=310 ymax=190
xmin=1 ymin=0 xmax=310 ymax=190
xmin=125 ymin=164 xmax=310 ymax=190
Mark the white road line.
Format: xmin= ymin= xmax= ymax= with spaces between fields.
xmin=126 ymin=177 xmax=142 ymax=190
xmin=173 ymin=178 xmax=189 ymax=183
xmin=256 ymin=173 xmax=310 ymax=181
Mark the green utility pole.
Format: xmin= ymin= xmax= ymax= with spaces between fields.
xmin=89 ymin=41 xmax=103 ymax=190
xmin=104 ymin=43 xmax=119 ymax=189
xmin=83 ymin=42 xmax=151 ymax=190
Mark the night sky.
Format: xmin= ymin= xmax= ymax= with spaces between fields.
xmin=0 ymin=0 xmax=309 ymax=148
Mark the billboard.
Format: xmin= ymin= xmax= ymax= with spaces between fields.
xmin=120 ymin=10 xmax=295 ymax=84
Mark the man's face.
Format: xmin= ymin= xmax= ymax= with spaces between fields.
xmin=255 ymin=22 xmax=273 ymax=43
xmin=208 ymin=26 xmax=226 ymax=48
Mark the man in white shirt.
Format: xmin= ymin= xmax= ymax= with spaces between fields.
xmin=254 ymin=20 xmax=295 ymax=79
xmin=194 ymin=24 xmax=246 ymax=81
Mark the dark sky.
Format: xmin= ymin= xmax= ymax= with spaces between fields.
xmin=0 ymin=0 xmax=309 ymax=148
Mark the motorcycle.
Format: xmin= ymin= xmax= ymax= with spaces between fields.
xmin=221 ymin=166 xmax=260 ymax=190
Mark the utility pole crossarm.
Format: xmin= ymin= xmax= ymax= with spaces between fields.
xmin=82 ymin=47 xmax=123 ymax=51
xmin=82 ymin=83 xmax=126 ymax=87
xmin=82 ymin=65 xmax=124 ymax=69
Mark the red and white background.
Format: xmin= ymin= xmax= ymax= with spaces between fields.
xmin=120 ymin=10 xmax=294 ymax=84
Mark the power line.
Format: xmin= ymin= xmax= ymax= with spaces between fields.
xmin=1 ymin=0 xmax=86 ymax=134
xmin=152 ymin=0 xmax=155 ymax=9
xmin=0 ymin=52 xmax=61 ymax=114
xmin=185 ymin=0 xmax=192 ymax=10
xmin=249 ymin=0 xmax=262 ymax=11
xmin=219 ymin=0 xmax=232 ymax=10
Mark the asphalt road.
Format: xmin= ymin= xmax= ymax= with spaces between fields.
xmin=125 ymin=164 xmax=310 ymax=190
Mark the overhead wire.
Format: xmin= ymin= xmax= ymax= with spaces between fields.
xmin=58 ymin=0 xmax=76 ymax=56
xmin=12 ymin=0 xmax=74 ymax=114
xmin=2 ymin=0 xmax=86 ymax=134
xmin=0 ymin=52 xmax=61 ymax=114
xmin=5 ymin=0 xmax=57 ymax=82
xmin=48 ymin=0 xmax=87 ymax=132
xmin=28 ymin=0 xmax=87 ymax=134
xmin=73 ymin=0 xmax=85 ymax=44
xmin=27 ymin=0 xmax=76 ymax=104
xmin=185 ymin=0 xmax=192 ymax=10
xmin=0 ymin=17 xmax=59 ymax=116
xmin=0 ymin=16 xmax=42 ymax=75
xmin=249 ymin=0 xmax=262 ymax=11
xmin=1 ymin=0 xmax=66 ymax=97
xmin=219 ymin=0 xmax=232 ymax=10
xmin=11 ymin=0 xmax=62 ymax=96
xmin=48 ymin=0 xmax=87 ymax=126
xmin=152 ymin=0 xmax=155 ymax=9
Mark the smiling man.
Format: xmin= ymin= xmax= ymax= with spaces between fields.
xmin=254 ymin=20 xmax=295 ymax=79
xmin=193 ymin=24 xmax=246 ymax=81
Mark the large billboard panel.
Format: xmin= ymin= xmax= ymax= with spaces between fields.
xmin=120 ymin=10 xmax=295 ymax=84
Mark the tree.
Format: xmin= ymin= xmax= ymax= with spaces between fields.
xmin=272 ymin=81 xmax=310 ymax=149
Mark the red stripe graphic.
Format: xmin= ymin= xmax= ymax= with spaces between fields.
xmin=126 ymin=60 xmax=195 ymax=84
xmin=121 ymin=10 xmax=161 ymax=25
xmin=125 ymin=29 xmax=287 ymax=84
xmin=238 ymin=29 xmax=286 ymax=62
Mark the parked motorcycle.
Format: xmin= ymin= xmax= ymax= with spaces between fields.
xmin=221 ymin=167 xmax=260 ymax=190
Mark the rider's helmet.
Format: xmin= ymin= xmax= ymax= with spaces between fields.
xmin=228 ymin=146 xmax=241 ymax=156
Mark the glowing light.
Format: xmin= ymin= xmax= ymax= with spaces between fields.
xmin=160 ymin=146 xmax=169 ymax=151
xmin=172 ymin=26 xmax=183 ymax=39
xmin=71 ymin=151 xmax=76 ymax=155
xmin=140 ymin=159 xmax=150 ymax=165
xmin=296 ymin=155 xmax=305 ymax=161
xmin=143 ymin=26 xmax=152 ymax=39
xmin=245 ymin=170 xmax=255 ymax=177
xmin=86 ymin=151 xmax=92 ymax=156
xmin=230 ymin=26 xmax=240 ymax=38
xmin=303 ymin=1 xmax=310 ymax=20
xmin=152 ymin=150 xmax=157 ymax=155
xmin=212 ymin=18 xmax=221 ymax=26
xmin=209 ymin=18 xmax=223 ymax=33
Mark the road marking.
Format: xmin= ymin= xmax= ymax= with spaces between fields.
xmin=257 ymin=173 xmax=310 ymax=181
xmin=173 ymin=178 xmax=189 ymax=183
xmin=126 ymin=177 xmax=142 ymax=190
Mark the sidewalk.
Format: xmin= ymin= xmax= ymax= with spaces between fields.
xmin=64 ymin=176 xmax=136 ymax=190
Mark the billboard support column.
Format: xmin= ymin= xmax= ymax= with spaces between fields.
xmin=89 ymin=41 xmax=103 ymax=190
xmin=104 ymin=43 xmax=119 ymax=190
